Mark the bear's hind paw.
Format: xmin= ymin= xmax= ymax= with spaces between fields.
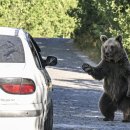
xmin=122 ymin=119 xmax=130 ymax=123
xmin=103 ymin=117 xmax=114 ymax=121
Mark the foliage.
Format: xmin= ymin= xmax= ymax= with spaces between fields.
xmin=69 ymin=0 xmax=130 ymax=58
xmin=0 ymin=0 xmax=77 ymax=37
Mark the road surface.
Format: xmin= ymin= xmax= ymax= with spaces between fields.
xmin=36 ymin=38 xmax=130 ymax=130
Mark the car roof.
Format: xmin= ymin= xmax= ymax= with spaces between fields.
xmin=0 ymin=27 xmax=21 ymax=36
xmin=0 ymin=27 xmax=31 ymax=44
xmin=0 ymin=27 xmax=32 ymax=63
xmin=0 ymin=27 xmax=40 ymax=64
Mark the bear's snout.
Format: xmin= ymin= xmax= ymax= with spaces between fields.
xmin=105 ymin=51 xmax=112 ymax=57
xmin=105 ymin=52 xmax=109 ymax=56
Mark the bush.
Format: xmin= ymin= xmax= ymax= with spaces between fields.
xmin=0 ymin=0 xmax=77 ymax=37
xmin=69 ymin=0 xmax=130 ymax=59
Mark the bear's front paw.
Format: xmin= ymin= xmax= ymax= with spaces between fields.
xmin=82 ymin=63 xmax=92 ymax=73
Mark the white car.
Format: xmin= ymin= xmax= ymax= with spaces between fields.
xmin=0 ymin=27 xmax=57 ymax=130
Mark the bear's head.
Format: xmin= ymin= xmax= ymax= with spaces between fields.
xmin=100 ymin=35 xmax=126 ymax=62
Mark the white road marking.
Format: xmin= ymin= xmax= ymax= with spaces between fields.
xmin=36 ymin=42 xmax=42 ymax=45
xmin=53 ymin=124 xmax=97 ymax=129
xmin=53 ymin=123 xmax=129 ymax=129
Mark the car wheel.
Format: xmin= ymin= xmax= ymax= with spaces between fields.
xmin=44 ymin=100 xmax=53 ymax=130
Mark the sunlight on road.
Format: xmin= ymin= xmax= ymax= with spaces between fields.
xmin=37 ymin=38 xmax=130 ymax=130
xmin=47 ymin=67 xmax=103 ymax=91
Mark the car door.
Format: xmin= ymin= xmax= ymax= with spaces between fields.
xmin=27 ymin=34 xmax=53 ymax=105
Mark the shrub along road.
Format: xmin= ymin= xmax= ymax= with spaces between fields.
xmin=36 ymin=38 xmax=130 ymax=130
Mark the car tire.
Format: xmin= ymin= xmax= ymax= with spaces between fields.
xmin=44 ymin=100 xmax=53 ymax=130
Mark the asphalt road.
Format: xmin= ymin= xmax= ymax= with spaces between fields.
xmin=36 ymin=38 xmax=130 ymax=130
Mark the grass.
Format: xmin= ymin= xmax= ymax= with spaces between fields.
xmin=75 ymin=42 xmax=101 ymax=63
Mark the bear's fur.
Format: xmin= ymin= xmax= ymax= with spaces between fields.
xmin=82 ymin=35 xmax=130 ymax=122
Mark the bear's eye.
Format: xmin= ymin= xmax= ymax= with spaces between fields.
xmin=111 ymin=45 xmax=114 ymax=50
xmin=105 ymin=46 xmax=107 ymax=49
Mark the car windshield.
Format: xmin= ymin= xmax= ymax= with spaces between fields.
xmin=0 ymin=35 xmax=25 ymax=63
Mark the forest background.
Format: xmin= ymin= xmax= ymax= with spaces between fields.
xmin=0 ymin=0 xmax=130 ymax=60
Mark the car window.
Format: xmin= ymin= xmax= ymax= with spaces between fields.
xmin=27 ymin=34 xmax=51 ymax=84
xmin=0 ymin=35 xmax=25 ymax=63
xmin=28 ymin=37 xmax=42 ymax=69
xmin=29 ymin=34 xmax=41 ymax=52
xmin=27 ymin=33 xmax=48 ymax=69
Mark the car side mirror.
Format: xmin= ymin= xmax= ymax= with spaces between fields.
xmin=45 ymin=56 xmax=57 ymax=66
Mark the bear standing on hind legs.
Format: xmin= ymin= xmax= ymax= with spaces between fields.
xmin=82 ymin=35 xmax=130 ymax=122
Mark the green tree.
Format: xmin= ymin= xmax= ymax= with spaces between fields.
xmin=0 ymin=0 xmax=77 ymax=37
xmin=69 ymin=0 xmax=130 ymax=58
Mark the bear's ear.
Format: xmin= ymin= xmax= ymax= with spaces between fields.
xmin=100 ymin=35 xmax=108 ymax=43
xmin=116 ymin=35 xmax=122 ymax=43
xmin=116 ymin=35 xmax=123 ymax=47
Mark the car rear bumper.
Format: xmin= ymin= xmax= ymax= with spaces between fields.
xmin=0 ymin=117 xmax=43 ymax=130
xmin=0 ymin=103 xmax=44 ymax=130
xmin=0 ymin=110 xmax=41 ymax=117
xmin=0 ymin=103 xmax=43 ymax=117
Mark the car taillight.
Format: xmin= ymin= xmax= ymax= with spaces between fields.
xmin=0 ymin=78 xmax=35 ymax=94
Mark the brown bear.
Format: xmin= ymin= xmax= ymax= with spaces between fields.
xmin=82 ymin=35 xmax=130 ymax=122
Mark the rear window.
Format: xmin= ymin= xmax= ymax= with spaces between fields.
xmin=0 ymin=35 xmax=25 ymax=63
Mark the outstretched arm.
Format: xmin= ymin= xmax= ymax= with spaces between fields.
xmin=82 ymin=60 xmax=107 ymax=80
